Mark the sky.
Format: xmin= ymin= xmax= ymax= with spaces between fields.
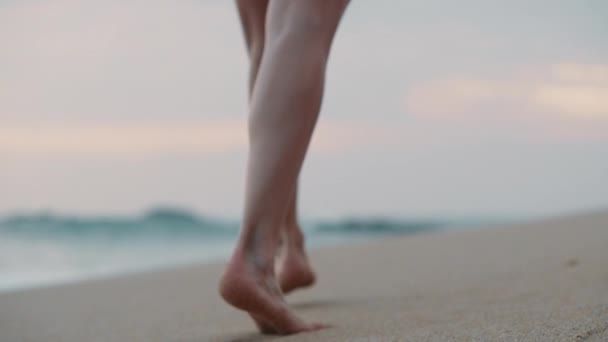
xmin=1 ymin=0 xmax=607 ymax=219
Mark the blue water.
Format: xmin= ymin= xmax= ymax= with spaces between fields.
xmin=0 ymin=208 xmax=446 ymax=292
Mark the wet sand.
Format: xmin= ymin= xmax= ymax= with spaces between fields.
xmin=1 ymin=209 xmax=607 ymax=341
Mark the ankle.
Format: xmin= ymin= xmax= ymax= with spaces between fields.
xmin=234 ymin=227 xmax=281 ymax=275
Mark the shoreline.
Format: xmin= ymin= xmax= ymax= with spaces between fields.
xmin=0 ymin=230 xmax=416 ymax=295
xmin=1 ymin=209 xmax=607 ymax=341
xmin=0 ymin=215 xmax=459 ymax=294
xmin=0 ymin=219 xmax=461 ymax=294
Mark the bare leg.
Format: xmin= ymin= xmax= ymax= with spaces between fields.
xmin=236 ymin=0 xmax=317 ymax=296
xmin=220 ymin=0 xmax=349 ymax=335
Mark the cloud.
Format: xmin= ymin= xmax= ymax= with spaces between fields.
xmin=0 ymin=120 xmax=245 ymax=156
xmin=405 ymin=63 xmax=608 ymax=120
xmin=0 ymin=119 xmax=388 ymax=157
xmin=533 ymin=84 xmax=608 ymax=118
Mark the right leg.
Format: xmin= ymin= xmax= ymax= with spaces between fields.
xmin=237 ymin=0 xmax=318 ymax=296
xmin=220 ymin=0 xmax=349 ymax=334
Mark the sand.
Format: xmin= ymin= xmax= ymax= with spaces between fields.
xmin=1 ymin=209 xmax=608 ymax=341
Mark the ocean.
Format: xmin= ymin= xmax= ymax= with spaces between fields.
xmin=0 ymin=208 xmax=451 ymax=292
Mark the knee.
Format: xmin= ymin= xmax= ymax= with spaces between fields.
xmin=264 ymin=30 xmax=328 ymax=74
xmin=267 ymin=14 xmax=335 ymax=61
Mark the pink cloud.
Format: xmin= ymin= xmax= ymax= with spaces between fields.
xmin=0 ymin=119 xmax=388 ymax=157
xmin=405 ymin=63 xmax=608 ymax=120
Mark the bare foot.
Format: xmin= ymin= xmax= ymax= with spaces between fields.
xmin=278 ymin=245 xmax=316 ymax=294
xmin=219 ymin=250 xmax=327 ymax=334
xmin=277 ymin=225 xmax=316 ymax=294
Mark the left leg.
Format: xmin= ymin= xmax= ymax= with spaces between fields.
xmin=235 ymin=0 xmax=268 ymax=95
